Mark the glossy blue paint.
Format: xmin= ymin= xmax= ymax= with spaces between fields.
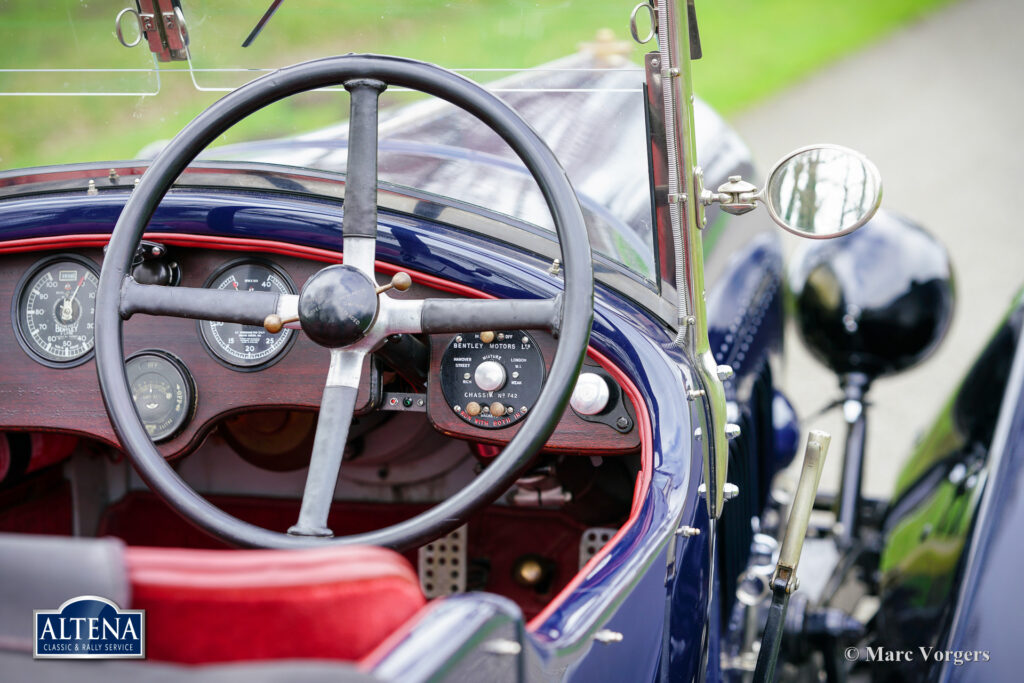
xmin=706 ymin=232 xmax=783 ymax=381
xmin=940 ymin=296 xmax=1024 ymax=681
xmin=665 ymin=503 xmax=714 ymax=681
xmin=875 ymin=291 xmax=1024 ymax=681
xmin=0 ymin=188 xmax=648 ymax=297
xmin=0 ymin=184 xmax=784 ymax=681
xmin=771 ymin=390 xmax=800 ymax=473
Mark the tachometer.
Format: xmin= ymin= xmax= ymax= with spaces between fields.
xmin=13 ymin=255 xmax=99 ymax=367
xmin=197 ymin=260 xmax=296 ymax=370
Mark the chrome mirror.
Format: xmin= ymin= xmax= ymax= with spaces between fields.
xmin=764 ymin=145 xmax=882 ymax=238
xmin=699 ymin=144 xmax=882 ymax=240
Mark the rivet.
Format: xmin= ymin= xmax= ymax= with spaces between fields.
xmin=482 ymin=639 xmax=522 ymax=656
xmin=594 ymin=629 xmax=624 ymax=644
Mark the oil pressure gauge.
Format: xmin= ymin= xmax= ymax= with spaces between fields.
xmin=125 ymin=350 xmax=196 ymax=443
xmin=198 ymin=260 xmax=296 ymax=370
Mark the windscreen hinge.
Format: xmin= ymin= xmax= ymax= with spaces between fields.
xmin=115 ymin=0 xmax=189 ymax=62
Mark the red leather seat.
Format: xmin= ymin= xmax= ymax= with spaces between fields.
xmin=125 ymin=545 xmax=426 ymax=664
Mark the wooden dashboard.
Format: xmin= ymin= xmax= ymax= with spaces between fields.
xmin=0 ymin=245 xmax=639 ymax=459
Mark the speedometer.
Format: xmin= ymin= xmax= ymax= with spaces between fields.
xmin=197 ymin=260 xmax=296 ymax=370
xmin=13 ymin=255 xmax=99 ymax=367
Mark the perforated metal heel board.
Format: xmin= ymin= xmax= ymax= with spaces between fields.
xmin=418 ymin=525 xmax=468 ymax=598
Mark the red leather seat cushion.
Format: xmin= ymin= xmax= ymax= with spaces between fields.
xmin=125 ymin=545 xmax=426 ymax=664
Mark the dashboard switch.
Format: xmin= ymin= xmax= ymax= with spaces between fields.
xmin=474 ymin=360 xmax=507 ymax=392
xmin=570 ymin=373 xmax=610 ymax=416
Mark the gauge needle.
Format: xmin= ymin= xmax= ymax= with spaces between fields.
xmin=60 ymin=275 xmax=85 ymax=322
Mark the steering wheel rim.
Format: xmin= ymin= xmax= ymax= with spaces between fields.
xmin=96 ymin=54 xmax=594 ymax=550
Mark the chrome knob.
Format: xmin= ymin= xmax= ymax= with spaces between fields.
xmin=570 ymin=372 xmax=610 ymax=415
xmin=716 ymin=364 xmax=734 ymax=382
xmin=474 ymin=360 xmax=507 ymax=392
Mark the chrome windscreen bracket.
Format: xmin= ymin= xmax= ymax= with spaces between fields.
xmin=644 ymin=0 xmax=733 ymax=519
xmin=116 ymin=0 xmax=189 ymax=62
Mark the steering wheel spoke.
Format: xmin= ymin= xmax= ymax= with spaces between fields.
xmin=341 ymin=78 xmax=386 ymax=278
xmin=289 ymin=348 xmax=365 ymax=537
xmin=119 ymin=277 xmax=298 ymax=326
xmin=419 ymin=295 xmax=562 ymax=334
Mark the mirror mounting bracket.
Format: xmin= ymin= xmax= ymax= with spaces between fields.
xmin=697 ymin=170 xmax=760 ymax=216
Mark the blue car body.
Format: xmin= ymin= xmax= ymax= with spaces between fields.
xmin=0 ymin=138 xmax=784 ymax=679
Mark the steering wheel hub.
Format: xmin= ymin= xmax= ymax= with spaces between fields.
xmin=298 ymin=264 xmax=379 ymax=348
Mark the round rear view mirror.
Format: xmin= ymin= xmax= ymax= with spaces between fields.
xmin=764 ymin=144 xmax=882 ymax=239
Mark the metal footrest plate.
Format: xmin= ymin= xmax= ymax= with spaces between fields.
xmin=418 ymin=524 xmax=467 ymax=598
xmin=579 ymin=527 xmax=616 ymax=569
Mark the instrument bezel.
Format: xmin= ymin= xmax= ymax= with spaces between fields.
xmin=124 ymin=348 xmax=198 ymax=443
xmin=196 ymin=257 xmax=298 ymax=372
xmin=12 ymin=253 xmax=100 ymax=369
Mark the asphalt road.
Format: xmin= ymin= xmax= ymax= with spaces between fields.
xmin=730 ymin=0 xmax=1024 ymax=498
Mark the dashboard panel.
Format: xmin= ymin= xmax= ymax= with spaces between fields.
xmin=0 ymin=244 xmax=639 ymax=459
xmin=0 ymin=247 xmax=369 ymax=457
xmin=427 ymin=333 xmax=640 ymax=454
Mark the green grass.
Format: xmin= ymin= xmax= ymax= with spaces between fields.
xmin=693 ymin=0 xmax=955 ymax=112
xmin=0 ymin=0 xmax=952 ymax=170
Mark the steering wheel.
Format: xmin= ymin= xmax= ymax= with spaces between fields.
xmin=95 ymin=55 xmax=594 ymax=550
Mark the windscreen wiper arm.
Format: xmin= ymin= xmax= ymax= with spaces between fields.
xmin=242 ymin=0 xmax=284 ymax=48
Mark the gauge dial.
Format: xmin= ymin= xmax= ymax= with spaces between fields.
xmin=14 ymin=255 xmax=99 ymax=367
xmin=125 ymin=351 xmax=196 ymax=442
xmin=198 ymin=260 xmax=296 ymax=370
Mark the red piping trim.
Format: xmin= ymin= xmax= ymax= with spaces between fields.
xmin=0 ymin=231 xmax=652 ymax=636
xmin=0 ymin=233 xmax=494 ymax=300
xmin=526 ymin=346 xmax=652 ymax=631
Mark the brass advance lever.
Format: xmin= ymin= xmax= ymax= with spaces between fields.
xmin=375 ymin=271 xmax=412 ymax=295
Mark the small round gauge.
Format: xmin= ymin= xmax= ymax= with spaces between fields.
xmin=125 ymin=350 xmax=196 ymax=443
xmin=13 ymin=255 xmax=99 ymax=367
xmin=197 ymin=260 xmax=296 ymax=370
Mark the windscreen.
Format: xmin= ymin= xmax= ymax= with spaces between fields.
xmin=0 ymin=0 xmax=657 ymax=279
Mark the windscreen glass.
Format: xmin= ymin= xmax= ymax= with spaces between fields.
xmin=1 ymin=0 xmax=656 ymax=280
